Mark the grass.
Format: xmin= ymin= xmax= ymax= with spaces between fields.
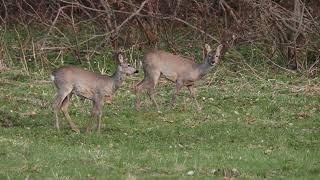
xmin=0 ymin=64 xmax=320 ymax=179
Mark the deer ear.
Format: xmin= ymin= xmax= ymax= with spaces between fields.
xmin=205 ymin=44 xmax=212 ymax=54
xmin=118 ymin=47 xmax=125 ymax=53
xmin=212 ymin=44 xmax=224 ymax=64
xmin=117 ymin=53 xmax=124 ymax=64
xmin=216 ymin=44 xmax=223 ymax=54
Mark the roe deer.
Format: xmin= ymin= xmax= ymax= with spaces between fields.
xmin=135 ymin=44 xmax=223 ymax=112
xmin=51 ymin=52 xmax=138 ymax=133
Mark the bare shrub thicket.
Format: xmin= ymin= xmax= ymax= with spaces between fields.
xmin=239 ymin=0 xmax=320 ymax=73
xmin=0 ymin=0 xmax=319 ymax=73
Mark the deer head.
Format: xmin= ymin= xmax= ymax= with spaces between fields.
xmin=205 ymin=44 xmax=224 ymax=65
xmin=116 ymin=51 xmax=138 ymax=75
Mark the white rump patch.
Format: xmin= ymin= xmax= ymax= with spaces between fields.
xmin=50 ymin=75 xmax=55 ymax=81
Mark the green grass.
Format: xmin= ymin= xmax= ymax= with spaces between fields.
xmin=0 ymin=65 xmax=320 ymax=179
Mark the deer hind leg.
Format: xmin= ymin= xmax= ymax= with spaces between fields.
xmin=135 ymin=80 xmax=145 ymax=111
xmin=53 ymin=94 xmax=62 ymax=130
xmin=52 ymin=87 xmax=72 ymax=130
xmin=187 ymin=85 xmax=201 ymax=111
xmin=135 ymin=79 xmax=159 ymax=111
xmin=60 ymin=94 xmax=80 ymax=133
xmin=135 ymin=70 xmax=160 ymax=111
xmin=146 ymin=71 xmax=161 ymax=112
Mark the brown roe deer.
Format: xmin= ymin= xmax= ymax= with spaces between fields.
xmin=51 ymin=52 xmax=138 ymax=133
xmin=135 ymin=44 xmax=223 ymax=112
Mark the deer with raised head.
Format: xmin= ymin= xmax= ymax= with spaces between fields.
xmin=135 ymin=44 xmax=223 ymax=112
xmin=51 ymin=51 xmax=138 ymax=133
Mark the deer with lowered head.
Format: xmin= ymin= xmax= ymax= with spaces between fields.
xmin=135 ymin=44 xmax=223 ymax=112
xmin=51 ymin=51 xmax=138 ymax=133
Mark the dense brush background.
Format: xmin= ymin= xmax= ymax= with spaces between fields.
xmin=0 ymin=0 xmax=320 ymax=179
xmin=0 ymin=0 xmax=319 ymax=72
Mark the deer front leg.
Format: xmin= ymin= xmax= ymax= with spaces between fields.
xmin=187 ymin=85 xmax=201 ymax=111
xmin=95 ymin=103 xmax=103 ymax=134
xmin=87 ymin=99 xmax=104 ymax=134
xmin=86 ymin=101 xmax=95 ymax=133
xmin=171 ymin=80 xmax=183 ymax=107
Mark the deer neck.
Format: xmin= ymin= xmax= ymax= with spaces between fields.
xmin=111 ymin=65 xmax=125 ymax=91
xmin=197 ymin=60 xmax=211 ymax=79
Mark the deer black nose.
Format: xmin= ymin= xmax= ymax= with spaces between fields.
xmin=134 ymin=70 xmax=139 ymax=73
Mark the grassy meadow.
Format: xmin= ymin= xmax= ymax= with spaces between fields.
xmin=0 ymin=60 xmax=319 ymax=179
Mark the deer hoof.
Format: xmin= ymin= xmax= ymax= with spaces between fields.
xmin=54 ymin=124 xmax=60 ymax=130
xmin=86 ymin=127 xmax=92 ymax=134
xmin=136 ymin=105 xmax=141 ymax=111
xmin=72 ymin=127 xmax=80 ymax=134
xmin=170 ymin=102 xmax=176 ymax=108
